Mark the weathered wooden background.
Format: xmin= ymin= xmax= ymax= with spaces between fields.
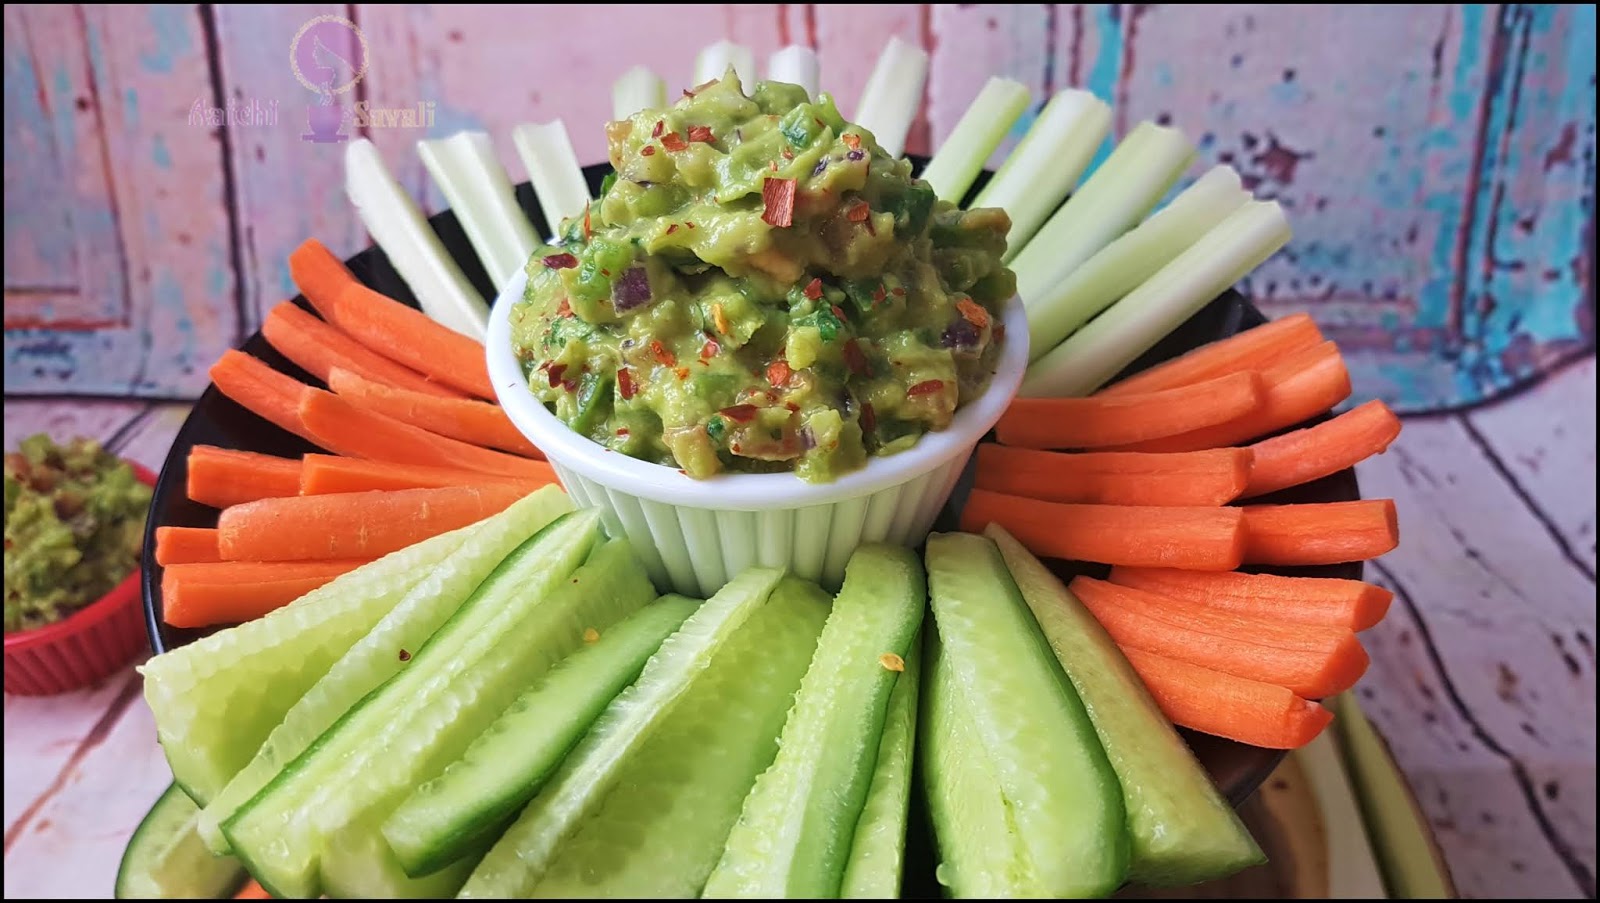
xmin=3 ymin=3 xmax=1594 ymax=411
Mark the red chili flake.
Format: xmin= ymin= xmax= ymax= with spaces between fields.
xmin=860 ymin=402 xmax=877 ymax=433
xmin=719 ymin=404 xmax=759 ymax=423
xmin=650 ymin=340 xmax=676 ymax=366
xmin=687 ymin=125 xmax=714 ymax=143
xmin=561 ymin=379 xmax=579 ymax=392
xmin=666 ymin=223 xmax=679 ymax=235
xmin=617 ymin=367 xmax=637 ymax=399
xmin=891 ymin=286 xmax=906 ymax=297
xmin=843 ymin=133 xmax=861 ymax=150
xmin=847 ymin=200 xmax=871 ymax=223
xmin=767 ymin=360 xmax=791 ymax=387
xmin=641 ymin=145 xmax=657 ymax=157
xmin=803 ymin=277 xmax=823 ymax=300
xmin=600 ymin=268 xmax=610 ymax=277
xmin=546 ymin=363 xmax=568 ymax=387
xmin=814 ymin=117 xmax=824 ymax=128
xmin=675 ymin=367 xmax=690 ymax=380
xmin=701 ymin=338 xmax=720 ymax=359
xmin=956 ymin=297 xmax=991 ymax=329
xmin=398 ymin=649 xmax=411 ymax=662
xmin=842 ymin=339 xmax=870 ymax=376
xmin=712 ymin=303 xmax=730 ymax=335
xmin=685 ymin=221 xmax=696 ymax=229
xmin=583 ymin=207 xmax=593 ymax=239
xmin=908 ymin=379 xmax=945 ymax=397
xmin=543 ymin=253 xmax=578 ymax=269
xmin=556 ymin=297 xmax=573 ymax=317
xmin=762 ymin=178 xmax=797 ymax=228
xmin=782 ymin=146 xmax=794 ymax=160
xmin=769 ymin=160 xmax=779 ymax=172
xmin=831 ymin=304 xmax=848 ymax=322
xmin=661 ymin=132 xmax=688 ymax=152
xmin=616 ymin=427 xmax=630 ymax=437
xmin=652 ymin=119 xmax=665 ymax=138
xmin=785 ymin=402 xmax=799 ymax=412
xmin=871 ymin=284 xmax=888 ymax=303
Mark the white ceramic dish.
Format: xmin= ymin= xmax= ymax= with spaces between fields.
xmin=488 ymin=268 xmax=1029 ymax=596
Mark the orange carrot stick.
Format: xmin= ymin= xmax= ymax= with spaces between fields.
xmin=1121 ymin=647 xmax=1333 ymax=749
xmin=209 ymin=350 xmax=319 ymax=445
xmin=1111 ymin=341 xmax=1352 ymax=453
xmin=1242 ymin=500 xmax=1399 ymax=566
xmin=328 ymin=282 xmax=496 ymax=399
xmin=960 ymin=489 xmax=1245 ymax=570
xmin=186 ymin=445 xmax=303 ymax=508
xmin=1243 ymin=399 xmax=1402 ymax=497
xmin=997 ymin=371 xmax=1265 ymax=449
xmin=154 ymin=527 xmax=223 ymax=566
xmin=1108 ymin=566 xmax=1394 ymax=631
xmin=235 ymin=879 xmax=273 ymax=899
xmin=217 ymin=484 xmax=526 ymax=562
xmin=974 ymin=445 xmax=1252 ymax=507
xmin=326 ymin=367 xmax=541 ymax=457
xmin=162 ymin=560 xmax=372 ymax=629
xmin=261 ymin=301 xmax=463 ymax=399
xmin=1070 ymin=575 xmax=1366 ymax=697
xmin=297 ymin=390 xmax=547 ymax=480
xmin=288 ymin=238 xmax=358 ymax=320
xmin=299 ymin=454 xmax=554 ymax=495
xmin=1099 ymin=312 xmax=1325 ymax=398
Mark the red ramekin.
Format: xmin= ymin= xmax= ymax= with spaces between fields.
xmin=3 ymin=461 xmax=158 ymax=696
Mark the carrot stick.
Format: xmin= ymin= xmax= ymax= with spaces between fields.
xmin=297 ymin=390 xmax=547 ymax=480
xmin=1099 ymin=312 xmax=1325 ymax=398
xmin=162 ymin=560 xmax=372 ymax=629
xmin=326 ymin=367 xmax=541 ymax=457
xmin=154 ymin=527 xmax=223 ymax=566
xmin=261 ymin=301 xmax=463 ymax=399
xmin=217 ymin=484 xmax=527 ymax=562
xmin=1108 ymin=566 xmax=1394 ymax=631
xmin=186 ymin=445 xmax=303 ymax=508
xmin=328 ymin=282 xmax=496 ymax=399
xmin=288 ymin=238 xmax=358 ymax=320
xmin=299 ymin=454 xmax=554 ymax=495
xmin=1070 ymin=575 xmax=1366 ymax=697
xmin=974 ymin=445 xmax=1251 ymax=507
xmin=996 ymin=371 xmax=1266 ymax=450
xmin=1121 ymin=647 xmax=1333 ymax=749
xmin=960 ymin=489 xmax=1246 ymax=570
xmin=1242 ymin=500 xmax=1399 ymax=566
xmin=1243 ymin=399 xmax=1402 ymax=497
xmin=209 ymin=350 xmax=319 ymax=445
xmin=235 ymin=879 xmax=273 ymax=899
xmin=1111 ymin=341 xmax=1352 ymax=453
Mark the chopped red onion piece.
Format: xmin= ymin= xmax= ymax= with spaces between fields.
xmin=613 ymin=266 xmax=652 ymax=312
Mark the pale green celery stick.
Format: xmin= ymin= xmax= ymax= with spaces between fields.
xmin=1010 ymin=121 xmax=1195 ymax=305
xmin=613 ymin=65 xmax=667 ymax=121
xmin=1022 ymin=199 xmax=1292 ymax=398
xmin=973 ymin=89 xmax=1111 ymax=257
xmin=511 ymin=121 xmax=591 ymax=240
xmin=919 ymin=77 xmax=1031 ymax=203
xmin=695 ymin=40 xmax=757 ymax=87
xmin=766 ymin=45 xmax=820 ymax=98
xmin=1025 ymin=165 xmax=1250 ymax=361
xmin=852 ymin=35 xmax=930 ymax=159
xmin=418 ymin=131 xmax=537 ymax=291
xmin=344 ymin=138 xmax=487 ymax=339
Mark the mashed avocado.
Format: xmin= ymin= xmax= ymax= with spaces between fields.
xmin=510 ymin=72 xmax=1015 ymax=482
xmin=4 ymin=435 xmax=150 ymax=633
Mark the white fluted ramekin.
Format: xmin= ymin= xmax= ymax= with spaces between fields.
xmin=488 ymin=269 xmax=1028 ymax=597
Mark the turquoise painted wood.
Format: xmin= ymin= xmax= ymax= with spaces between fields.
xmin=3 ymin=3 xmax=1594 ymax=412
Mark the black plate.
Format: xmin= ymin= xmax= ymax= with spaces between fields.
xmin=141 ymin=158 xmax=1361 ymax=883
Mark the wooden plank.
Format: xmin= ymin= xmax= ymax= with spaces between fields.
xmin=924 ymin=4 xmax=1052 ymax=168
xmin=1 ymin=399 xmax=149 ymax=452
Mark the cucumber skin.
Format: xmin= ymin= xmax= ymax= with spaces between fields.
xmin=382 ymin=595 xmax=701 ymax=877
xmin=838 ymin=633 xmax=922 ymax=899
xmin=115 ymin=783 xmax=246 ymax=900
xmin=924 ymin=532 xmax=1129 ymax=898
xmin=704 ymin=544 xmax=926 ymax=899
xmin=986 ymin=524 xmax=1264 ymax=885
xmin=223 ymin=512 xmax=601 ymax=900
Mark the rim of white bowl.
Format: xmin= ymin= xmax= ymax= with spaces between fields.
xmin=488 ymin=267 xmax=1029 ymax=511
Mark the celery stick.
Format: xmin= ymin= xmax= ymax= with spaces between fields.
xmin=1021 ymin=200 xmax=1292 ymax=398
xmin=852 ymin=35 xmax=929 ymax=159
xmin=1025 ymin=165 xmax=1250 ymax=362
xmin=418 ymin=131 xmax=537 ymax=292
xmin=973 ymin=89 xmax=1111 ymax=256
xmin=613 ymin=65 xmax=667 ymax=121
xmin=344 ymin=138 xmax=487 ymax=339
xmin=1010 ymin=121 xmax=1195 ymax=305
xmin=695 ymin=40 xmax=757 ymax=87
xmin=919 ymin=77 xmax=1031 ymax=203
xmin=511 ymin=121 xmax=591 ymax=239
xmin=767 ymin=44 xmax=820 ymax=98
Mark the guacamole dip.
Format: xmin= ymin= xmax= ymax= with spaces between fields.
xmin=4 ymin=435 xmax=150 ymax=633
xmin=510 ymin=72 xmax=1015 ymax=482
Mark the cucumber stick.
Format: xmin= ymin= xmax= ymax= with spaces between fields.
xmin=459 ymin=567 xmax=798 ymax=897
xmin=923 ymin=532 xmax=1129 ymax=897
xmin=383 ymin=594 xmax=702 ymax=876
xmin=198 ymin=487 xmax=572 ymax=853
xmin=140 ymin=518 xmax=484 ymax=805
xmin=705 ymin=545 xmax=926 ymax=898
xmin=223 ymin=511 xmax=609 ymax=898
xmin=838 ymin=634 xmax=922 ymax=899
xmin=986 ymin=524 xmax=1263 ymax=884
xmin=115 ymin=783 xmax=246 ymax=899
